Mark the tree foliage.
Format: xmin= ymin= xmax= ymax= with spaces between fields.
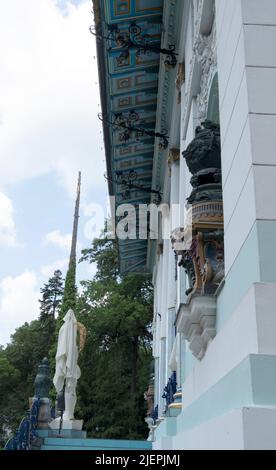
xmin=0 ymin=269 xmax=64 ymax=446
xmin=59 ymin=259 xmax=77 ymax=321
xmin=0 ymin=234 xmax=153 ymax=445
xmin=0 ymin=319 xmax=57 ymax=447
xmin=76 ymin=235 xmax=153 ymax=439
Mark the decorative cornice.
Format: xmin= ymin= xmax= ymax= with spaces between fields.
xmin=182 ymin=0 xmax=217 ymax=138
xmin=152 ymin=0 xmax=181 ymax=191
xmin=194 ymin=24 xmax=217 ymax=122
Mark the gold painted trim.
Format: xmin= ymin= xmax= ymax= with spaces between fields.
xmin=168 ymin=403 xmax=182 ymax=409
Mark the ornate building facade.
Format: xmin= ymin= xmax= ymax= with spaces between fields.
xmin=95 ymin=0 xmax=276 ymax=450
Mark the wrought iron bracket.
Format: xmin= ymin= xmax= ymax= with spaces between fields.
xmin=104 ymin=173 xmax=162 ymax=204
xmin=99 ymin=112 xmax=169 ymax=150
xmin=90 ymin=22 xmax=178 ymax=69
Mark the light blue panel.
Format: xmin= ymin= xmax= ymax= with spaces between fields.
xmin=250 ymin=355 xmax=276 ymax=405
xmin=44 ymin=437 xmax=150 ymax=449
xmin=155 ymin=419 xmax=166 ymax=441
xmin=184 ymin=349 xmax=197 ymax=382
xmin=155 ymin=417 xmax=178 ymax=440
xmin=216 ymin=222 xmax=260 ymax=331
xmin=180 ymin=335 xmax=186 ymax=385
xmin=177 ymin=355 xmax=276 ymax=434
xmin=37 ymin=429 xmax=87 ymax=439
xmin=165 ymin=418 xmax=178 ymax=437
xmin=257 ymin=220 xmax=276 ymax=282
xmin=42 ymin=437 xmax=152 ymax=450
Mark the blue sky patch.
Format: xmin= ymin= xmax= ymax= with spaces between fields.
xmin=56 ymin=0 xmax=88 ymax=15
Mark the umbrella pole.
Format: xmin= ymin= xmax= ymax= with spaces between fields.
xmin=58 ymin=381 xmax=66 ymax=436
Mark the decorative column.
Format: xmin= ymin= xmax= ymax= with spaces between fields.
xmin=166 ymin=148 xmax=183 ymax=413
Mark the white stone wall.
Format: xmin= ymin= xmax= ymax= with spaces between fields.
xmin=153 ymin=0 xmax=276 ymax=449
xmin=216 ymin=0 xmax=276 ymax=275
xmin=173 ymin=407 xmax=276 ymax=450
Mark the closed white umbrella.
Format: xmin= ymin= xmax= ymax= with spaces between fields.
xmin=53 ymin=309 xmax=81 ymax=421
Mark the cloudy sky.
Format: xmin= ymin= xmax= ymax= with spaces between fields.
xmin=0 ymin=0 xmax=108 ymax=345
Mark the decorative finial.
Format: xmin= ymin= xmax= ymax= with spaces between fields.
xmin=34 ymin=357 xmax=52 ymax=398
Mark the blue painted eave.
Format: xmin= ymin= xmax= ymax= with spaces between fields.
xmin=94 ymin=0 xmax=164 ymax=274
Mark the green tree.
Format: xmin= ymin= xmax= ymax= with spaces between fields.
xmin=39 ymin=270 xmax=64 ymax=321
xmin=0 ymin=350 xmax=20 ymax=447
xmin=76 ymin=234 xmax=153 ymax=440
xmin=0 ymin=318 xmax=57 ymax=447
xmin=59 ymin=260 xmax=77 ymax=322
xmin=0 ymin=233 xmax=153 ymax=445
xmin=0 ymin=270 xmax=63 ymax=447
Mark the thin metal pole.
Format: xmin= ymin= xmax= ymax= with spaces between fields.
xmin=58 ymin=382 xmax=66 ymax=436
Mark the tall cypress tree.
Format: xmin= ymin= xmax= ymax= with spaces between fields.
xmin=59 ymin=259 xmax=77 ymax=319
xmin=58 ymin=172 xmax=81 ymax=321
xmin=39 ymin=270 xmax=64 ymax=321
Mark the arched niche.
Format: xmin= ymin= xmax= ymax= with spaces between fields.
xmin=207 ymin=72 xmax=220 ymax=124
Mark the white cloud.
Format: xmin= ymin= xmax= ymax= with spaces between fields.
xmin=0 ymin=192 xmax=16 ymax=247
xmin=0 ymin=271 xmax=39 ymax=346
xmin=0 ymin=0 xmax=106 ymax=197
xmin=86 ymin=262 xmax=97 ymax=278
xmin=43 ymin=230 xmax=72 ymax=250
xmin=40 ymin=258 xmax=68 ymax=277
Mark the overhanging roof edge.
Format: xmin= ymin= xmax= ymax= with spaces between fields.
xmin=93 ymin=0 xmax=114 ymax=197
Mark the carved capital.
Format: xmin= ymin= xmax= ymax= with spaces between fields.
xmin=171 ymin=227 xmax=185 ymax=254
xmin=168 ymin=148 xmax=180 ymax=174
